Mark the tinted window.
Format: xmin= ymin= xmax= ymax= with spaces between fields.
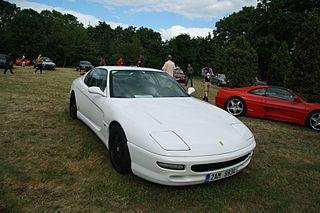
xmin=86 ymin=68 xmax=108 ymax=91
xmin=110 ymin=70 xmax=188 ymax=98
xmin=266 ymin=87 xmax=294 ymax=101
xmin=249 ymin=88 xmax=266 ymax=96
xmin=84 ymin=70 xmax=93 ymax=86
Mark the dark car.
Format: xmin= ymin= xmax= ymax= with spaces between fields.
xmin=0 ymin=54 xmax=9 ymax=69
xmin=76 ymin=61 xmax=94 ymax=72
xmin=173 ymin=67 xmax=186 ymax=83
xmin=211 ymin=73 xmax=227 ymax=86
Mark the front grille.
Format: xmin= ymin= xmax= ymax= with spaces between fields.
xmin=191 ymin=153 xmax=250 ymax=172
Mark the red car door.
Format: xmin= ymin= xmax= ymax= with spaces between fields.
xmin=264 ymin=87 xmax=306 ymax=124
xmin=244 ymin=88 xmax=267 ymax=118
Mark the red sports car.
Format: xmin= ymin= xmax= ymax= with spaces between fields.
xmin=215 ymin=85 xmax=320 ymax=131
xmin=15 ymin=58 xmax=31 ymax=66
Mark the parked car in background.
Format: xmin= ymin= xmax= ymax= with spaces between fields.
xmin=0 ymin=54 xmax=9 ymax=69
xmin=15 ymin=57 xmax=32 ymax=66
xmin=215 ymin=85 xmax=320 ymax=131
xmin=211 ymin=73 xmax=227 ymax=86
xmin=33 ymin=57 xmax=56 ymax=70
xmin=76 ymin=60 xmax=94 ymax=72
xmin=254 ymin=77 xmax=267 ymax=85
xmin=173 ymin=67 xmax=186 ymax=83
xmin=69 ymin=66 xmax=256 ymax=185
xmin=42 ymin=57 xmax=56 ymax=70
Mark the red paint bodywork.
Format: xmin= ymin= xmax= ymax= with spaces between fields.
xmin=15 ymin=58 xmax=32 ymax=66
xmin=215 ymin=85 xmax=320 ymax=126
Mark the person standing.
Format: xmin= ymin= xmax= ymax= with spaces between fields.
xmin=137 ymin=53 xmax=145 ymax=67
xmin=4 ymin=54 xmax=14 ymax=74
xmin=185 ymin=63 xmax=194 ymax=87
xmin=100 ymin=56 xmax=107 ymax=66
xmin=162 ymin=54 xmax=175 ymax=77
xmin=202 ymin=66 xmax=213 ymax=102
xmin=21 ymin=55 xmax=26 ymax=67
xmin=34 ymin=54 xmax=43 ymax=74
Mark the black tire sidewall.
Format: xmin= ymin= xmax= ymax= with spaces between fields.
xmin=109 ymin=125 xmax=132 ymax=174
xmin=69 ymin=92 xmax=77 ymax=119
xmin=307 ymin=110 xmax=320 ymax=131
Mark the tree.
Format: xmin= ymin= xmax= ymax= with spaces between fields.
xmin=268 ymin=42 xmax=293 ymax=86
xmin=223 ymin=36 xmax=258 ymax=87
xmin=286 ymin=9 xmax=320 ymax=102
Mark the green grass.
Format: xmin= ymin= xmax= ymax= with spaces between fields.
xmin=1 ymin=67 xmax=319 ymax=212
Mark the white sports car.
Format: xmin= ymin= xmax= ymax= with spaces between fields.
xmin=69 ymin=66 xmax=256 ymax=186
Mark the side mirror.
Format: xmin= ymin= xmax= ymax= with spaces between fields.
xmin=187 ymin=87 xmax=196 ymax=95
xmin=293 ymin=97 xmax=302 ymax=103
xmin=88 ymin=86 xmax=106 ymax=97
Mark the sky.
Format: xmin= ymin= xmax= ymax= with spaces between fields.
xmin=8 ymin=0 xmax=257 ymax=40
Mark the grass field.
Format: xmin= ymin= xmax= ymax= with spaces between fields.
xmin=1 ymin=67 xmax=319 ymax=212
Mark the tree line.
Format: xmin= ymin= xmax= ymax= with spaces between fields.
xmin=0 ymin=0 xmax=319 ymax=101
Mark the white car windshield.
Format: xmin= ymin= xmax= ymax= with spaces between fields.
xmin=110 ymin=70 xmax=189 ymax=98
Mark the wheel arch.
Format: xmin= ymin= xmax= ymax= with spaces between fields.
xmin=108 ymin=121 xmax=126 ymax=147
xmin=305 ymin=109 xmax=320 ymax=126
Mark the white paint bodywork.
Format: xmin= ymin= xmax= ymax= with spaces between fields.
xmin=70 ymin=66 xmax=256 ymax=185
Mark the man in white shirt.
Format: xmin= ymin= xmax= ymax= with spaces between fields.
xmin=162 ymin=55 xmax=175 ymax=77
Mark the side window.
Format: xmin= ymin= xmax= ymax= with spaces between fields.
xmin=87 ymin=68 xmax=108 ymax=91
xmin=249 ymin=88 xmax=266 ymax=96
xmin=266 ymin=87 xmax=294 ymax=101
xmin=84 ymin=70 xmax=93 ymax=86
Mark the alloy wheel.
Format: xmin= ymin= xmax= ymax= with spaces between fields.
xmin=227 ymin=98 xmax=244 ymax=116
xmin=309 ymin=112 xmax=320 ymax=131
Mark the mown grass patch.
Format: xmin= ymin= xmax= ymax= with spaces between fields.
xmin=1 ymin=67 xmax=319 ymax=212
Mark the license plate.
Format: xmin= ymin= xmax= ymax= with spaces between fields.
xmin=205 ymin=167 xmax=238 ymax=183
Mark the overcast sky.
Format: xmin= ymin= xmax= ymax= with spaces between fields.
xmin=9 ymin=0 xmax=257 ymax=40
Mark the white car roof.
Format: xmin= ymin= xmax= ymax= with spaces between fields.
xmin=96 ymin=66 xmax=163 ymax=73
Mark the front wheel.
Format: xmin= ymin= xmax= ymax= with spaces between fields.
xmin=109 ymin=125 xmax=132 ymax=174
xmin=307 ymin=111 xmax=320 ymax=132
xmin=225 ymin=97 xmax=246 ymax=116
xmin=69 ymin=92 xmax=77 ymax=119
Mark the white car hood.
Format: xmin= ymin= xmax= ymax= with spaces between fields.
xmin=112 ymin=97 xmax=254 ymax=156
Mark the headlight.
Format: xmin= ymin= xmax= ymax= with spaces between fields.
xmin=150 ymin=131 xmax=190 ymax=151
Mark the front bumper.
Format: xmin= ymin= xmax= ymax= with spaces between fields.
xmin=128 ymin=140 xmax=255 ymax=186
xmin=43 ymin=64 xmax=56 ymax=70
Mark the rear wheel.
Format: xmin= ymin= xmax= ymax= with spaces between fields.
xmin=109 ymin=125 xmax=132 ymax=174
xmin=307 ymin=111 xmax=320 ymax=131
xmin=69 ymin=92 xmax=77 ymax=119
xmin=225 ymin=97 xmax=246 ymax=116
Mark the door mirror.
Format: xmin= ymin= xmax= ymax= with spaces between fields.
xmin=187 ymin=87 xmax=196 ymax=95
xmin=293 ymin=97 xmax=302 ymax=103
xmin=88 ymin=86 xmax=106 ymax=97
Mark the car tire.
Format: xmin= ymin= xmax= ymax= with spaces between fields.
xmin=69 ymin=91 xmax=77 ymax=119
xmin=109 ymin=124 xmax=132 ymax=174
xmin=306 ymin=110 xmax=320 ymax=132
xmin=224 ymin=97 xmax=246 ymax=116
